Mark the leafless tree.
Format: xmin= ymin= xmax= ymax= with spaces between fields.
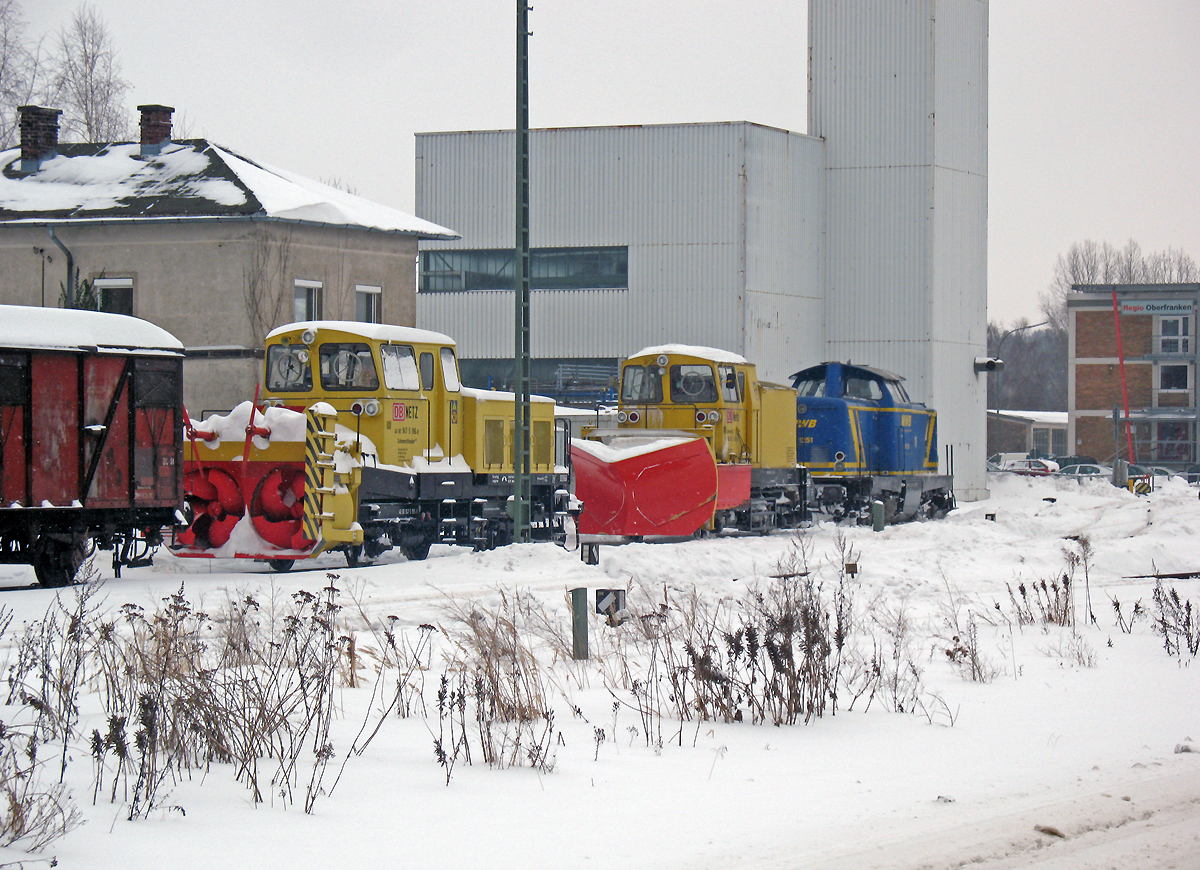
xmin=1040 ymin=240 xmax=1198 ymax=331
xmin=48 ymin=3 xmax=129 ymax=142
xmin=0 ymin=0 xmax=53 ymax=148
xmin=243 ymin=228 xmax=294 ymax=347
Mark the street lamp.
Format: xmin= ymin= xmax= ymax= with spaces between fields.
xmin=990 ymin=320 xmax=1049 ymax=411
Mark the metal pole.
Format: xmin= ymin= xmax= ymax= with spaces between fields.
xmin=513 ymin=0 xmax=532 ymax=541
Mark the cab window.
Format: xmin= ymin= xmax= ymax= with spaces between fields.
xmin=620 ymin=364 xmax=663 ymax=403
xmin=441 ymin=347 xmax=461 ymax=392
xmin=718 ymin=365 xmax=740 ymax=403
xmin=670 ymin=364 xmax=718 ymax=403
xmin=420 ymin=352 xmax=434 ymax=391
xmin=380 ymin=345 xmax=420 ymax=390
xmin=267 ymin=345 xmax=313 ymax=392
xmin=845 ymin=377 xmax=883 ymax=401
xmin=885 ymin=378 xmax=910 ymax=402
xmin=319 ymin=343 xmax=379 ymax=391
xmin=794 ymin=376 xmax=825 ymax=398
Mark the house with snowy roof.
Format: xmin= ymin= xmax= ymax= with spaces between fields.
xmin=0 ymin=104 xmax=457 ymax=413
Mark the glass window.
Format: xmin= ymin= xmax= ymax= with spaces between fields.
xmin=356 ymin=284 xmax=381 ymax=324
xmin=440 ymin=347 xmax=461 ymax=392
xmin=1160 ymin=364 xmax=1188 ymax=391
xmin=318 ymin=343 xmax=378 ymax=391
xmin=845 ymin=377 xmax=883 ymax=401
xmin=420 ymin=352 xmax=434 ymax=391
xmin=718 ymin=366 xmax=740 ymax=403
xmin=92 ymin=277 xmax=134 ymax=316
xmin=380 ymin=345 xmax=419 ymax=391
xmin=621 ymin=364 xmax=663 ymax=403
xmin=420 ymin=246 xmax=629 ymax=293
xmin=266 ymin=345 xmax=313 ymax=392
xmin=670 ymin=364 xmax=718 ymax=403
xmin=885 ymin=379 xmax=910 ymax=402
xmin=294 ymin=280 xmax=322 ymax=321
xmin=1160 ymin=316 xmax=1191 ymax=354
xmin=793 ymin=376 xmax=825 ymax=398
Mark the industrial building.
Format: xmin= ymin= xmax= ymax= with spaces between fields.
xmin=1068 ymin=284 xmax=1199 ymax=465
xmin=415 ymin=0 xmax=990 ymax=500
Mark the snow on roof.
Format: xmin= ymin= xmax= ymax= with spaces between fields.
xmin=0 ymin=304 xmax=183 ymax=352
xmin=267 ymin=321 xmax=456 ymax=346
xmin=0 ymin=141 xmax=458 ymax=239
xmin=629 ymin=344 xmax=749 ymax=365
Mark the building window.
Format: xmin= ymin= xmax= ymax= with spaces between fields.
xmin=419 ymin=246 xmax=629 ymax=293
xmin=355 ymin=285 xmax=381 ymax=323
xmin=294 ymin=280 xmax=322 ymax=321
xmin=1158 ymin=316 xmax=1191 ymax=355
xmin=91 ymin=277 xmax=134 ymax=316
xmin=1159 ymin=364 xmax=1189 ymax=391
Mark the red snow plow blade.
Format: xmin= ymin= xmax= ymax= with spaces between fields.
xmin=572 ymin=434 xmax=717 ymax=536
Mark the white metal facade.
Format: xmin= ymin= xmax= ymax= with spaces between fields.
xmin=811 ymin=0 xmax=989 ymax=500
xmin=415 ymin=123 xmax=825 ymax=385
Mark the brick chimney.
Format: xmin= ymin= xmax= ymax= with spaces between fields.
xmin=138 ymin=104 xmax=174 ymax=156
xmin=18 ymin=106 xmax=62 ymax=173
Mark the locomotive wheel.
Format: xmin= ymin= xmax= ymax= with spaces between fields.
xmin=267 ymin=559 xmax=295 ymax=573
xmin=344 ymin=544 xmax=377 ymax=568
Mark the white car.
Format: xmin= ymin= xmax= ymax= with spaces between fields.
xmin=1001 ymin=458 xmax=1060 ymax=476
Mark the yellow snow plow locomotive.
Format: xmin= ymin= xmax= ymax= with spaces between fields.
xmin=174 ymin=322 xmax=570 ymax=569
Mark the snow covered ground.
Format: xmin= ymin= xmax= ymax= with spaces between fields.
xmin=0 ymin=472 xmax=1198 ymax=869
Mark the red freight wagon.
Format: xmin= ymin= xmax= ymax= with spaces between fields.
xmin=0 ymin=305 xmax=184 ymax=586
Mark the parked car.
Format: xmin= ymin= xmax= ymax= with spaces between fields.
xmin=1001 ymin=458 xmax=1060 ymax=476
xmin=1148 ymin=466 xmax=1180 ymax=481
xmin=1056 ymin=463 xmax=1112 ymax=481
xmin=1187 ymin=464 xmax=1200 ymax=484
xmin=1051 ymin=454 xmax=1098 ymax=468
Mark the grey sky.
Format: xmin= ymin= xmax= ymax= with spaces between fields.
xmin=23 ymin=0 xmax=1200 ymax=326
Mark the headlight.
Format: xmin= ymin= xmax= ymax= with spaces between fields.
xmin=708 ymin=410 xmax=720 ymax=423
xmin=656 ymin=354 xmax=669 ymax=367
xmin=617 ymin=410 xmax=629 ymax=423
xmin=296 ymin=348 xmax=310 ymax=363
xmin=696 ymin=410 xmax=707 ymax=424
xmin=301 ymin=328 xmax=316 ymax=345
xmin=364 ymin=399 xmax=380 ymax=416
xmin=627 ymin=410 xmax=641 ymax=423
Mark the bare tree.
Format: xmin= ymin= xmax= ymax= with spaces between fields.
xmin=1040 ymin=239 xmax=1198 ymax=331
xmin=48 ymin=3 xmax=129 ymax=142
xmin=0 ymin=0 xmax=54 ymax=148
xmin=243 ymin=228 xmax=294 ymax=347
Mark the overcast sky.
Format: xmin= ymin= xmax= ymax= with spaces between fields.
xmin=22 ymin=0 xmax=1200 ymax=326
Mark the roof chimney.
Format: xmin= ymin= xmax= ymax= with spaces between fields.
xmin=18 ymin=106 xmax=62 ymax=173
xmin=138 ymin=104 xmax=174 ymax=156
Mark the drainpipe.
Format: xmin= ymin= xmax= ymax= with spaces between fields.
xmin=47 ymin=227 xmax=74 ymax=308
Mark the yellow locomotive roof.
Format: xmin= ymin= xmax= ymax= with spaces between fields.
xmin=267 ymin=320 xmax=455 ymax=347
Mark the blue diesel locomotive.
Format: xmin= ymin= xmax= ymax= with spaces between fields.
xmin=791 ymin=362 xmax=954 ymax=521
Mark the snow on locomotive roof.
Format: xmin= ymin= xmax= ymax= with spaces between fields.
xmin=630 ymin=344 xmax=749 ymax=365
xmin=0 ymin=305 xmax=183 ymax=353
xmin=267 ymin=321 xmax=455 ymax=346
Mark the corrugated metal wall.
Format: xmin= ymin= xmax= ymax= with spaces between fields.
xmin=416 ymin=123 xmax=825 ymax=372
xmin=811 ymin=0 xmax=988 ymax=498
